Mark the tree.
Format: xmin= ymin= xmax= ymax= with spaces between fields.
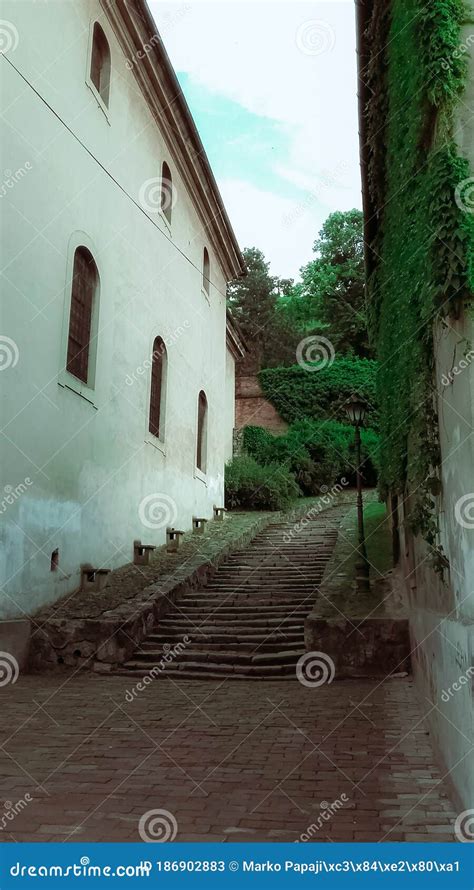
xmin=299 ymin=209 xmax=372 ymax=357
xmin=227 ymin=247 xmax=279 ymax=372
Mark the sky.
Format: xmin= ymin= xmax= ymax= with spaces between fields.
xmin=149 ymin=0 xmax=361 ymax=280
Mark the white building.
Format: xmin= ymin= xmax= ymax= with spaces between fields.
xmin=0 ymin=0 xmax=245 ymax=619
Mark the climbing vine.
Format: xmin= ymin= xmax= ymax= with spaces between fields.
xmin=365 ymin=0 xmax=474 ymax=571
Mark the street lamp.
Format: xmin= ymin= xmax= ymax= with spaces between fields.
xmin=345 ymin=394 xmax=370 ymax=593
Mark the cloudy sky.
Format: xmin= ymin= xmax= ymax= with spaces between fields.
xmin=149 ymin=0 xmax=361 ymax=280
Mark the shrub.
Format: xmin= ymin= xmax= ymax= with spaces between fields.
xmin=242 ymin=420 xmax=379 ymax=495
xmin=225 ymin=456 xmax=300 ymax=511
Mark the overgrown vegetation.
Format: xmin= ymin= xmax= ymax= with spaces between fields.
xmin=365 ymin=0 xmax=474 ymax=569
xmin=224 ymin=455 xmax=300 ymax=511
xmin=226 ymin=212 xmax=380 ymax=510
xmin=258 ymin=357 xmax=378 ymax=426
xmin=243 ymin=421 xmax=379 ymax=495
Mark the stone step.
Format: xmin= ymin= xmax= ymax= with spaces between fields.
xmin=158 ymin=614 xmax=306 ymax=626
xmin=168 ymin=602 xmax=311 ymax=612
xmin=166 ymin=601 xmax=311 ymax=622
xmin=120 ymin=660 xmax=299 ymax=678
xmin=115 ymin=505 xmax=345 ymax=680
xmin=146 ymin=627 xmax=304 ymax=647
xmin=175 ymin=600 xmax=313 ymax=609
xmin=117 ymin=668 xmax=296 ymax=681
xmin=129 ymin=648 xmax=304 ymax=667
xmin=139 ymin=639 xmax=304 ymax=653
xmin=156 ymin=625 xmax=305 ymax=637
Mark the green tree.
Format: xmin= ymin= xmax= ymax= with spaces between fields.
xmin=299 ymin=209 xmax=371 ymax=357
xmin=227 ymin=247 xmax=278 ymax=371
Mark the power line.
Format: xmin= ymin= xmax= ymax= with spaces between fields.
xmin=2 ymin=54 xmax=230 ymax=299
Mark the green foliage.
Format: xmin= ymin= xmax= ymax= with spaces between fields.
xmin=224 ymin=456 xmax=300 ymax=511
xmin=365 ymin=0 xmax=474 ymax=569
xmin=227 ymin=211 xmax=374 ymax=370
xmin=243 ymin=421 xmax=379 ymax=495
xmin=227 ymin=247 xmax=279 ymax=370
xmin=258 ymin=357 xmax=378 ymax=426
xmin=298 ymin=210 xmax=372 ymax=357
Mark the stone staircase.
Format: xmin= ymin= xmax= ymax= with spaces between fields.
xmin=119 ymin=505 xmax=348 ymax=679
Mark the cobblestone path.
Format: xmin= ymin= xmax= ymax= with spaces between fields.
xmin=0 ymin=672 xmax=458 ymax=842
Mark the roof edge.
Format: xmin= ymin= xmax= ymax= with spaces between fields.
xmin=103 ymin=0 xmax=246 ymax=281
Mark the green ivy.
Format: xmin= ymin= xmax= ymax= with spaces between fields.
xmin=365 ymin=0 xmax=474 ymax=570
xmin=258 ymin=357 xmax=378 ymax=427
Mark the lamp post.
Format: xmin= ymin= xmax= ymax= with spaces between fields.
xmin=345 ymin=394 xmax=370 ymax=593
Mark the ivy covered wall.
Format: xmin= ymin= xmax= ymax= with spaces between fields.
xmin=364 ymin=0 xmax=474 ymax=563
xmin=258 ymin=357 xmax=378 ymax=426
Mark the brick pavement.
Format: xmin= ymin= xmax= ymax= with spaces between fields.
xmin=0 ymin=671 xmax=458 ymax=842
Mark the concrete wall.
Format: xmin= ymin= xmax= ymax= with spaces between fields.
xmin=0 ymin=0 xmax=237 ymax=618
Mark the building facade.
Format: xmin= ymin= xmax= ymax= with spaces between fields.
xmin=0 ymin=0 xmax=245 ymax=619
xmin=356 ymin=0 xmax=474 ymax=809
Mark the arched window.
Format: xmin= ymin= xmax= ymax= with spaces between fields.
xmin=90 ymin=22 xmax=111 ymax=107
xmin=66 ymin=247 xmax=98 ymax=384
xmin=149 ymin=337 xmax=167 ymax=439
xmin=196 ymin=390 xmax=208 ymax=472
xmin=203 ymin=247 xmax=210 ymax=296
xmin=161 ymin=162 xmax=173 ymax=225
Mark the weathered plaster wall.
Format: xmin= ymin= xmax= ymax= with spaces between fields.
xmin=224 ymin=348 xmax=236 ymax=462
xmin=0 ymin=0 xmax=237 ymax=618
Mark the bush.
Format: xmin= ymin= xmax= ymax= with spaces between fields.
xmin=225 ymin=456 xmax=300 ymax=511
xmin=243 ymin=420 xmax=379 ymax=495
xmin=258 ymin=357 xmax=378 ymax=427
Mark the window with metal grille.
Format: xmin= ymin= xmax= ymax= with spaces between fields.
xmin=149 ymin=337 xmax=167 ymax=439
xmin=161 ymin=162 xmax=173 ymax=225
xmin=90 ymin=22 xmax=111 ymax=107
xmin=66 ymin=247 xmax=97 ymax=384
xmin=196 ymin=390 xmax=208 ymax=472
xmin=203 ymin=247 xmax=210 ymax=295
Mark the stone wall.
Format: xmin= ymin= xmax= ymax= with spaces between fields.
xmin=235 ymin=375 xmax=288 ymax=434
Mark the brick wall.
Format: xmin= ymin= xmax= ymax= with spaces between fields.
xmin=235 ymin=375 xmax=288 ymax=434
